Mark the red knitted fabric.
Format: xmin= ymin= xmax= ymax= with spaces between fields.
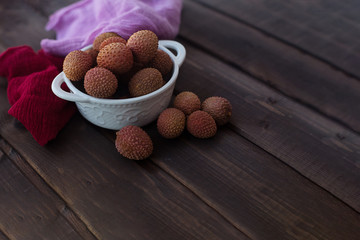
xmin=0 ymin=46 xmax=76 ymax=145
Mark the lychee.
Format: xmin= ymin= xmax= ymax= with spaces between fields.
xmin=202 ymin=96 xmax=232 ymax=126
xmin=128 ymin=68 xmax=164 ymax=97
xmin=63 ymin=50 xmax=93 ymax=81
xmin=187 ymin=110 xmax=217 ymax=139
xmin=97 ymin=42 xmax=133 ymax=74
xmin=93 ymin=32 xmax=119 ymax=51
xmin=126 ymin=30 xmax=158 ymax=64
xmin=173 ymin=91 xmax=201 ymax=115
xmin=84 ymin=47 xmax=98 ymax=66
xmin=118 ymin=62 xmax=144 ymax=85
xmin=84 ymin=67 xmax=118 ymax=98
xmin=99 ymin=36 xmax=127 ymax=50
xmin=115 ymin=125 xmax=153 ymax=160
xmin=148 ymin=49 xmax=173 ymax=76
xmin=157 ymin=108 xmax=186 ymax=139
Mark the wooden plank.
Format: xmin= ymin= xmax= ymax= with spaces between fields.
xmin=1 ymin=1 xmax=359 ymax=239
xmin=147 ymin=127 xmax=360 ymax=240
xmin=0 ymin=45 xmax=6 ymax=53
xmin=0 ymin=4 xmax=248 ymax=239
xmin=0 ymin=230 xmax=9 ymax=240
xmin=22 ymin=0 xmax=77 ymax=17
xmin=0 ymin=149 xmax=85 ymax=240
xmin=191 ymin=0 xmax=360 ymax=79
xmin=0 ymin=0 xmax=54 ymax=51
xmin=2 ymin=84 xmax=360 ymax=240
xmin=97 ymin=106 xmax=360 ymax=238
xmin=0 ymin=139 xmax=98 ymax=240
xmin=174 ymin=42 xmax=360 ymax=212
xmin=0 ymin=80 xmax=249 ymax=240
xmin=180 ymin=0 xmax=360 ymax=133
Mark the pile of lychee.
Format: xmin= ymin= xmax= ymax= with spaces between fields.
xmin=62 ymin=29 xmax=232 ymax=161
xmin=115 ymin=91 xmax=232 ymax=160
xmin=63 ymin=30 xmax=173 ymax=99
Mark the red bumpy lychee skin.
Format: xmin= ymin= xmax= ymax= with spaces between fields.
xmin=126 ymin=30 xmax=158 ymax=64
xmin=186 ymin=110 xmax=217 ymax=139
xmin=97 ymin=42 xmax=134 ymax=74
xmin=148 ymin=49 xmax=173 ymax=76
xmin=99 ymin=36 xmax=127 ymax=50
xmin=93 ymin=32 xmax=119 ymax=51
xmin=63 ymin=50 xmax=93 ymax=81
xmin=84 ymin=47 xmax=98 ymax=67
xmin=115 ymin=125 xmax=153 ymax=160
xmin=157 ymin=108 xmax=186 ymax=139
xmin=128 ymin=68 xmax=164 ymax=97
xmin=84 ymin=67 xmax=118 ymax=98
xmin=202 ymin=96 xmax=232 ymax=126
xmin=173 ymin=91 xmax=201 ymax=115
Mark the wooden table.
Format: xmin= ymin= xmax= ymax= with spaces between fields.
xmin=1 ymin=0 xmax=360 ymax=239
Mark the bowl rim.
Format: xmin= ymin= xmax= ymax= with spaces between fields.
xmin=62 ymin=41 xmax=181 ymax=105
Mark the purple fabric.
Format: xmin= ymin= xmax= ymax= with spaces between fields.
xmin=41 ymin=0 xmax=183 ymax=56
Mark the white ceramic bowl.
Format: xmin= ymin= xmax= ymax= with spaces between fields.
xmin=52 ymin=40 xmax=186 ymax=130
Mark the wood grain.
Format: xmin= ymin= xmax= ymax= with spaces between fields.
xmin=147 ymin=127 xmax=360 ymax=240
xmin=1 ymin=0 xmax=360 ymax=239
xmin=0 ymin=0 xmax=54 ymax=51
xmin=0 ymin=2 xmax=249 ymax=239
xmin=191 ymin=0 xmax=360 ymax=79
xmin=23 ymin=0 xmax=77 ymax=17
xmin=174 ymin=43 xmax=360 ymax=212
xmin=0 ymin=139 xmax=98 ymax=240
xmin=2 ymin=83 xmax=360 ymax=240
xmin=181 ymin=0 xmax=360 ymax=133
xmin=0 ymin=149 xmax=85 ymax=240
xmin=0 ymin=80 xmax=249 ymax=240
xmin=98 ymin=119 xmax=360 ymax=239
xmin=0 ymin=230 xmax=9 ymax=240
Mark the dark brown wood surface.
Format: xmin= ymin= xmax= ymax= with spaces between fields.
xmin=192 ymin=0 xmax=360 ymax=79
xmin=1 ymin=0 xmax=360 ymax=239
xmin=181 ymin=0 xmax=360 ymax=133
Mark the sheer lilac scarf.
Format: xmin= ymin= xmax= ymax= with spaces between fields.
xmin=41 ymin=0 xmax=183 ymax=56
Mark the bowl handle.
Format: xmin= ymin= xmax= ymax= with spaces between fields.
xmin=159 ymin=40 xmax=186 ymax=67
xmin=51 ymin=72 xmax=90 ymax=103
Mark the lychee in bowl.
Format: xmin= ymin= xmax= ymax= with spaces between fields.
xmin=51 ymin=40 xmax=186 ymax=130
